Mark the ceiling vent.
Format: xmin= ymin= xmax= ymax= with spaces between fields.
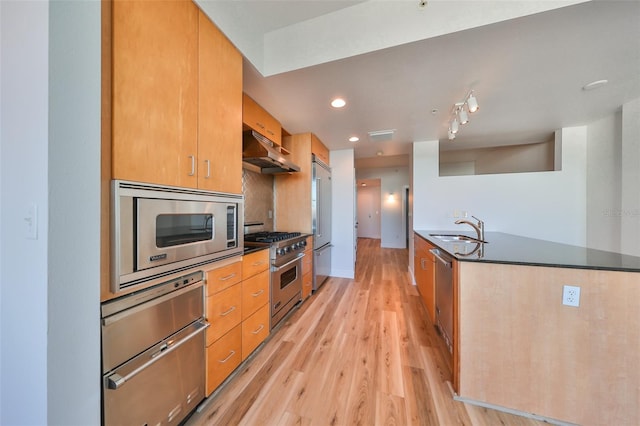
xmin=368 ymin=129 xmax=395 ymax=142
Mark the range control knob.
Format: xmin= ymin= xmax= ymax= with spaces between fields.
xmin=300 ymin=240 xmax=307 ymax=248
xmin=277 ymin=248 xmax=286 ymax=256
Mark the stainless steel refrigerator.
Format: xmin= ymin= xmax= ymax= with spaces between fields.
xmin=312 ymin=155 xmax=332 ymax=291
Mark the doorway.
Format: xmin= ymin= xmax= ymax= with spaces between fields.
xmin=356 ymin=179 xmax=381 ymax=239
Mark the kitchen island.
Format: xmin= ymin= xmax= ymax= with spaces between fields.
xmin=414 ymin=230 xmax=640 ymax=426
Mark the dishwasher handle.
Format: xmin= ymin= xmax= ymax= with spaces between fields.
xmin=430 ymin=248 xmax=452 ymax=269
xmin=106 ymin=319 xmax=208 ymax=390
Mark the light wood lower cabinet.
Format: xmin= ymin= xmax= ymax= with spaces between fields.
xmin=205 ymin=250 xmax=270 ymax=396
xmin=414 ymin=233 xmax=436 ymax=323
xmin=302 ymin=236 xmax=313 ymax=299
xmin=206 ymin=324 xmax=242 ymax=394
xmin=241 ymin=304 xmax=269 ymax=359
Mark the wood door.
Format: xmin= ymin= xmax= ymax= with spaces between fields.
xmin=112 ymin=0 xmax=198 ymax=187
xmin=198 ymin=12 xmax=242 ymax=193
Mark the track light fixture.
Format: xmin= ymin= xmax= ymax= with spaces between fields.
xmin=447 ymin=90 xmax=479 ymax=141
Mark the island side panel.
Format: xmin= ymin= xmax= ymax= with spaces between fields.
xmin=457 ymin=262 xmax=639 ymax=426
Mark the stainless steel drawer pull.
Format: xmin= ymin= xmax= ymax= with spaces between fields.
xmin=188 ymin=155 xmax=195 ymax=176
xmin=251 ymin=289 xmax=264 ymax=297
xmin=204 ymin=159 xmax=211 ymax=179
xmin=220 ymin=306 xmax=236 ymax=316
xmin=219 ymin=350 xmax=236 ymax=363
xmin=106 ymin=320 xmax=208 ymax=390
xmin=219 ymin=273 xmax=236 ymax=281
xmin=251 ymin=261 xmax=264 ymax=266
xmin=251 ymin=324 xmax=265 ymax=335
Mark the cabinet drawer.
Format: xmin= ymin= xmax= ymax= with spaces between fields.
xmin=242 ymin=270 xmax=269 ymax=319
xmin=206 ymin=284 xmax=242 ymax=345
xmin=242 ymin=249 xmax=269 ymax=279
xmin=206 ymin=262 xmax=242 ymax=296
xmin=242 ymin=304 xmax=269 ymax=360
xmin=206 ymin=325 xmax=242 ymax=395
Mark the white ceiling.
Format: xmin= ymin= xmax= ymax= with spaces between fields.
xmin=197 ymin=0 xmax=640 ymax=160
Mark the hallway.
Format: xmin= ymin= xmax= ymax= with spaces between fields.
xmin=187 ymin=238 xmax=545 ymax=425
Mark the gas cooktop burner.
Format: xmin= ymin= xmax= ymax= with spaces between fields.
xmin=244 ymin=231 xmax=302 ymax=243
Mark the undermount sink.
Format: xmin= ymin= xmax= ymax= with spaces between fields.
xmin=430 ymin=234 xmax=487 ymax=244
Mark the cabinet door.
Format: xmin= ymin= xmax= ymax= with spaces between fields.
xmin=112 ymin=0 xmax=198 ymax=188
xmin=198 ymin=12 xmax=242 ymax=193
xmin=242 ymin=93 xmax=282 ymax=146
xmin=311 ymin=133 xmax=330 ymax=165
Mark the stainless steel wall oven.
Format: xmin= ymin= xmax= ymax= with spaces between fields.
xmin=112 ymin=180 xmax=243 ymax=294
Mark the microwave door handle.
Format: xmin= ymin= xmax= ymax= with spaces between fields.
xmin=271 ymin=253 xmax=304 ymax=272
xmin=106 ymin=320 xmax=208 ymax=390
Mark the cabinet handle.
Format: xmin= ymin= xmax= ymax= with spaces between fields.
xmin=220 ymin=305 xmax=236 ymax=316
xmin=256 ymin=121 xmax=265 ymax=129
xmin=267 ymin=130 xmax=274 ymax=136
xmin=421 ymin=258 xmax=426 ymax=270
xmin=218 ymin=350 xmax=236 ymax=363
xmin=251 ymin=289 xmax=264 ymax=297
xmin=204 ymin=159 xmax=211 ymax=179
xmin=188 ymin=155 xmax=195 ymax=176
xmin=251 ymin=261 xmax=264 ymax=266
xmin=251 ymin=324 xmax=265 ymax=335
xmin=219 ymin=273 xmax=236 ymax=281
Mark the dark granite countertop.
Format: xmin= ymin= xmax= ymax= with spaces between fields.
xmin=243 ymin=245 xmax=269 ymax=255
xmin=415 ymin=230 xmax=640 ymax=273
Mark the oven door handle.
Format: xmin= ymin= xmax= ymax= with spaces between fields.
xmin=271 ymin=253 xmax=304 ymax=272
xmin=106 ymin=319 xmax=209 ymax=390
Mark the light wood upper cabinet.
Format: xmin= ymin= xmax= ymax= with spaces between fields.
xmin=111 ymin=0 xmax=199 ymax=188
xmin=110 ymin=2 xmax=242 ymax=192
xmin=198 ymin=12 xmax=242 ymax=193
xmin=311 ymin=133 xmax=330 ymax=166
xmin=242 ymin=93 xmax=282 ymax=146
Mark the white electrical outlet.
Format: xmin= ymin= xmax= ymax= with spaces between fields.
xmin=562 ymin=285 xmax=581 ymax=307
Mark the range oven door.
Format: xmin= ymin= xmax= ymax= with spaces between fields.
xmin=270 ymin=254 xmax=303 ymax=329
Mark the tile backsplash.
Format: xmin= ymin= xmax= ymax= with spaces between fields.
xmin=242 ymin=168 xmax=274 ymax=233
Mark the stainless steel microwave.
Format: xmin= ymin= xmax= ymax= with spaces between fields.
xmin=111 ymin=180 xmax=243 ymax=293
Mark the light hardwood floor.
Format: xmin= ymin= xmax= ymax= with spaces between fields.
xmin=187 ymin=238 xmax=547 ymax=425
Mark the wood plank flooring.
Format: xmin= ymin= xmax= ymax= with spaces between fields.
xmin=187 ymin=238 xmax=547 ymax=426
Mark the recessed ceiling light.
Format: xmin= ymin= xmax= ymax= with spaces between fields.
xmin=362 ymin=183 xmax=367 ymax=187
xmin=376 ymin=151 xmax=383 ymax=156
xmin=582 ymin=79 xmax=608 ymax=91
xmin=331 ymin=98 xmax=346 ymax=108
xmin=349 ymin=136 xmax=359 ymax=142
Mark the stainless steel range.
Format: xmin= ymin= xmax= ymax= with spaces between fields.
xmin=244 ymin=232 xmax=307 ymax=329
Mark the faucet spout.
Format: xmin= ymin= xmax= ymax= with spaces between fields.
xmin=455 ymin=215 xmax=485 ymax=242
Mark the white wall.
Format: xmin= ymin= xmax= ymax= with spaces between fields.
xmin=413 ymin=127 xmax=588 ymax=246
xmin=356 ymin=167 xmax=409 ymax=248
xmin=1 ymin=2 xmax=49 ymax=423
xmin=330 ymin=149 xmax=355 ymax=279
xmin=586 ymin=112 xmax=622 ymax=252
xmin=0 ymin=1 xmax=101 ymax=424
xmin=620 ymin=98 xmax=640 ymax=256
xmin=48 ymin=1 xmax=101 ymax=423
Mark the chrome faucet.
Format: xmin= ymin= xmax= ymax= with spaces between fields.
xmin=455 ymin=215 xmax=485 ymax=242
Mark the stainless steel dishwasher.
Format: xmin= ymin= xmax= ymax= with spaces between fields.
xmin=430 ymin=248 xmax=454 ymax=353
xmin=101 ymin=270 xmax=208 ymax=426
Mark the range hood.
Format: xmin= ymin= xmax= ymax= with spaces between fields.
xmin=242 ymin=130 xmax=300 ymax=174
